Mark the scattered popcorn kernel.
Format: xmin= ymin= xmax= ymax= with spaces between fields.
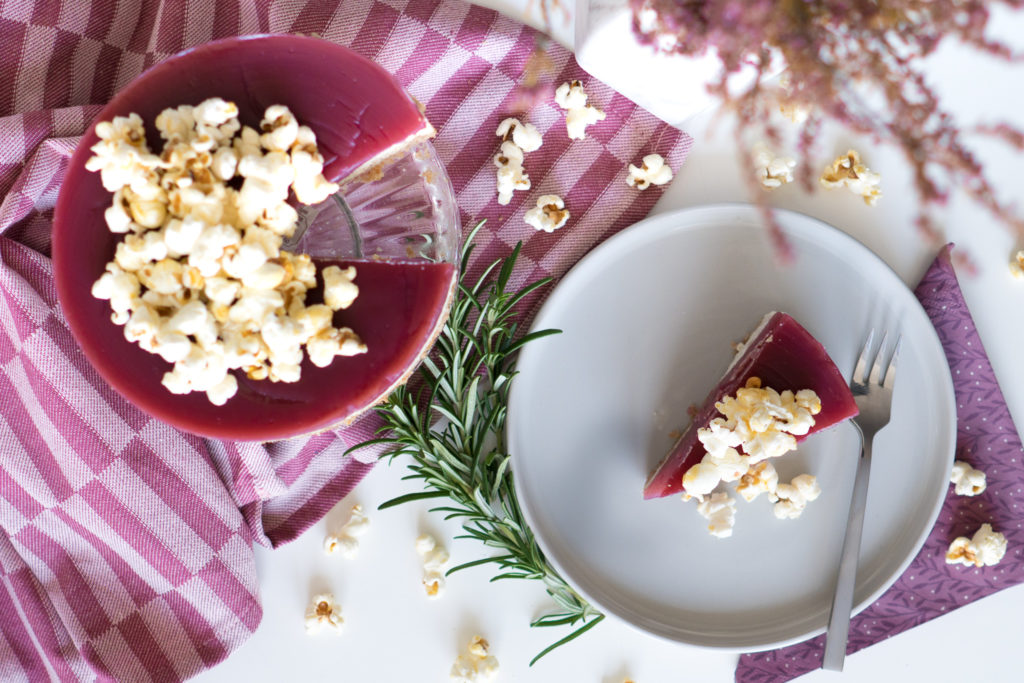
xmin=1010 ymin=250 xmax=1024 ymax=279
xmin=324 ymin=504 xmax=370 ymax=559
xmin=416 ymin=533 xmax=450 ymax=599
xmin=495 ymin=118 xmax=542 ymax=153
xmin=304 ymin=593 xmax=344 ymax=635
xmin=85 ymin=100 xmax=367 ymax=405
xmin=820 ymin=149 xmax=882 ymax=205
xmin=554 ymin=80 xmax=606 ymax=140
xmin=752 ymin=142 xmax=796 ymax=189
xmin=696 ymin=492 xmax=737 ymax=538
xmin=950 ymin=461 xmax=987 ymax=496
xmin=524 ymin=194 xmax=569 ymax=233
xmin=946 ymin=523 xmax=1007 ymax=567
xmin=493 ymin=140 xmax=531 ymax=206
xmin=626 ymin=154 xmax=673 ymax=190
xmin=450 ymin=635 xmax=500 ymax=683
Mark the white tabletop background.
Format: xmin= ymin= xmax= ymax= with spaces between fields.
xmin=197 ymin=2 xmax=1024 ymax=681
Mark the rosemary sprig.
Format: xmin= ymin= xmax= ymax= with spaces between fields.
xmin=349 ymin=221 xmax=604 ymax=665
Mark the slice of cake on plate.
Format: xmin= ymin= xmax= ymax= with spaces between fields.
xmin=644 ymin=311 xmax=858 ymax=500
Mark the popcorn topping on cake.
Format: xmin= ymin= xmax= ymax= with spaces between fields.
xmin=681 ymin=377 xmax=822 ymax=536
xmin=86 ymin=99 xmax=367 ymax=405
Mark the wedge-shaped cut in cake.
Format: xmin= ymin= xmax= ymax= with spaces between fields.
xmin=644 ymin=312 xmax=858 ymax=499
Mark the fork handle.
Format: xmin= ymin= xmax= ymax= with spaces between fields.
xmin=822 ymin=430 xmax=873 ymax=672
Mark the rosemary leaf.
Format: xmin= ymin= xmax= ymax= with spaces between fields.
xmin=348 ymin=221 xmax=603 ymax=664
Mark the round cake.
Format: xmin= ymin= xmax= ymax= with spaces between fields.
xmin=52 ymin=35 xmax=458 ymax=441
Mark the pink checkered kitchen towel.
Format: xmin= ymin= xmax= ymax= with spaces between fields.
xmin=0 ymin=0 xmax=691 ymax=680
xmin=736 ymin=245 xmax=1024 ymax=682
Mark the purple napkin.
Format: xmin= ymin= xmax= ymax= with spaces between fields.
xmin=736 ymin=244 xmax=1024 ymax=682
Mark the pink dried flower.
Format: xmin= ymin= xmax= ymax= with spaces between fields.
xmin=631 ymin=0 xmax=1024 ymax=258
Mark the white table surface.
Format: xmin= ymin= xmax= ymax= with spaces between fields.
xmin=198 ymin=3 xmax=1024 ymax=681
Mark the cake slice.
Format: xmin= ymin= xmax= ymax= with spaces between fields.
xmin=643 ymin=312 xmax=858 ymax=500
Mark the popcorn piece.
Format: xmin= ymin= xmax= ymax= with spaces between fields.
xmin=555 ymin=80 xmax=606 ymax=140
xmin=324 ymin=504 xmax=370 ymax=559
xmin=495 ymin=118 xmax=542 ymax=153
xmin=304 ymin=593 xmax=344 ymax=635
xmin=736 ymin=460 xmax=779 ymax=502
xmin=322 ymin=265 xmax=359 ymax=310
xmin=752 ymin=142 xmax=796 ymax=189
xmin=626 ymin=154 xmax=673 ymax=190
xmin=1010 ymin=250 xmax=1024 ymax=279
xmin=524 ymin=194 xmax=569 ymax=233
xmin=946 ymin=523 xmax=1007 ymax=567
xmin=493 ymin=140 xmax=530 ymax=206
xmin=950 ymin=460 xmax=987 ymax=496
xmin=416 ymin=533 xmax=450 ymax=599
xmin=820 ymin=149 xmax=882 ymax=205
xmin=772 ymin=474 xmax=821 ymax=520
xmin=682 ymin=461 xmax=722 ymax=501
xmin=450 ymin=635 xmax=500 ymax=683
xmin=696 ymin=492 xmax=737 ymax=538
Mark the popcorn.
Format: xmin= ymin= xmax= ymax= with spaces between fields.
xmin=681 ymin=461 xmax=722 ymax=501
xmin=87 ymin=99 xmax=367 ymax=404
xmin=495 ymin=118 xmax=542 ymax=153
xmin=696 ymin=492 xmax=737 ymax=538
xmin=304 ymin=593 xmax=344 ymax=635
xmin=493 ymin=140 xmax=531 ymax=205
xmin=1010 ymin=250 xmax=1024 ymax=279
xmin=946 ymin=523 xmax=1007 ymax=568
xmin=626 ymin=154 xmax=673 ymax=190
xmin=950 ymin=460 xmax=987 ymax=496
xmin=752 ymin=142 xmax=796 ymax=189
xmin=555 ymin=80 xmax=606 ymax=140
xmin=260 ymin=104 xmax=300 ymax=152
xmin=682 ymin=378 xmax=822 ymax=535
xmin=524 ymin=194 xmax=570 ymax=233
xmin=820 ymin=149 xmax=882 ymax=205
xmin=416 ymin=533 xmax=450 ymax=599
xmin=450 ymin=635 xmax=499 ymax=683
xmin=324 ymin=504 xmax=370 ymax=558
xmin=736 ymin=460 xmax=779 ymax=502
xmin=322 ymin=265 xmax=359 ymax=310
xmin=772 ymin=474 xmax=821 ymax=520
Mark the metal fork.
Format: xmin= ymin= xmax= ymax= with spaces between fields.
xmin=822 ymin=330 xmax=901 ymax=672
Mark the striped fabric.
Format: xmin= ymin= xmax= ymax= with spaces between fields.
xmin=0 ymin=0 xmax=692 ymax=680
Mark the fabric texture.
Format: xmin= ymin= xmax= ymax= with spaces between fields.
xmin=0 ymin=0 xmax=692 ymax=680
xmin=736 ymin=244 xmax=1024 ymax=682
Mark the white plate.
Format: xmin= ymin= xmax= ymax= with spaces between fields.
xmin=507 ymin=204 xmax=956 ymax=651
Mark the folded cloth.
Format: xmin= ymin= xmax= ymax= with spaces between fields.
xmin=0 ymin=0 xmax=691 ymax=680
xmin=736 ymin=244 xmax=1024 ymax=682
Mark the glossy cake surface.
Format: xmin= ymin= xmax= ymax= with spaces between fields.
xmin=644 ymin=312 xmax=858 ymax=499
xmin=52 ymin=36 xmax=451 ymax=440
